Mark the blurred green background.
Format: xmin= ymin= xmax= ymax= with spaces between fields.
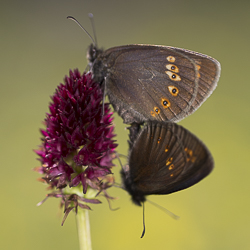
xmin=1 ymin=0 xmax=249 ymax=249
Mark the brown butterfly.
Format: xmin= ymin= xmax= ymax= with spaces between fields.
xmin=88 ymin=44 xmax=221 ymax=124
xmin=121 ymin=121 xmax=213 ymax=206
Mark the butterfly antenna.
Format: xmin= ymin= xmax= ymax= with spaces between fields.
xmin=140 ymin=202 xmax=146 ymax=238
xmin=147 ymin=199 xmax=180 ymax=220
xmin=88 ymin=13 xmax=98 ymax=47
xmin=67 ymin=16 xmax=96 ymax=46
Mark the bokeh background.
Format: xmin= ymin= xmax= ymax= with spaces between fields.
xmin=1 ymin=0 xmax=249 ymax=249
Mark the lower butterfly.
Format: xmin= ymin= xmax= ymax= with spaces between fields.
xmin=121 ymin=121 xmax=213 ymax=206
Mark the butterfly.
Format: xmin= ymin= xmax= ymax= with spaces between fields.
xmin=121 ymin=121 xmax=213 ymax=206
xmin=87 ymin=44 xmax=221 ymax=124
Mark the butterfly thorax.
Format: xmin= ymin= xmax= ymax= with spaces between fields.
xmin=121 ymin=169 xmax=146 ymax=206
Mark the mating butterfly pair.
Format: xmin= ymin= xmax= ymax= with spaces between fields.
xmin=87 ymin=42 xmax=220 ymax=206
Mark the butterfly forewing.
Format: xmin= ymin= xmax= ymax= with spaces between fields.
xmin=95 ymin=45 xmax=199 ymax=124
xmin=126 ymin=121 xmax=213 ymax=198
xmin=91 ymin=44 xmax=220 ymax=124
xmin=128 ymin=122 xmax=186 ymax=195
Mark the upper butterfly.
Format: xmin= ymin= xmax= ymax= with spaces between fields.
xmin=87 ymin=44 xmax=221 ymax=124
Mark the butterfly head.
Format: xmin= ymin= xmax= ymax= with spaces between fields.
xmin=121 ymin=167 xmax=146 ymax=206
xmin=87 ymin=44 xmax=103 ymax=65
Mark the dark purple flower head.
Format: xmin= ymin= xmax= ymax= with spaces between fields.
xmin=35 ymin=69 xmax=117 ymax=220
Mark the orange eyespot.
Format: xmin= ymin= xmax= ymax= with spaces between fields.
xmin=185 ymin=148 xmax=193 ymax=156
xmin=165 ymin=145 xmax=169 ymax=152
xmin=185 ymin=148 xmax=196 ymax=162
xmin=196 ymin=65 xmax=201 ymax=78
xmin=167 ymin=56 xmax=176 ymax=62
xmin=166 ymin=64 xmax=179 ymax=73
xmin=168 ymin=86 xmax=179 ymax=96
xmin=154 ymin=107 xmax=160 ymax=114
xmin=157 ymin=137 xmax=161 ymax=144
xmin=168 ymin=164 xmax=174 ymax=170
xmin=150 ymin=111 xmax=156 ymax=117
xmin=165 ymin=71 xmax=181 ymax=81
xmin=161 ymin=98 xmax=170 ymax=108
xmin=166 ymin=157 xmax=173 ymax=165
xmin=151 ymin=107 xmax=160 ymax=117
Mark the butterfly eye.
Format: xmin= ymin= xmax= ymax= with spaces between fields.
xmin=161 ymin=98 xmax=171 ymax=108
xmin=168 ymin=86 xmax=179 ymax=96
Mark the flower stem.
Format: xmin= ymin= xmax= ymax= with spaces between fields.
xmin=76 ymin=209 xmax=92 ymax=250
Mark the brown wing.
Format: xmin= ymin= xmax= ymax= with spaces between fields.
xmin=127 ymin=121 xmax=213 ymax=195
xmin=170 ymin=47 xmax=221 ymax=112
xmin=101 ymin=45 xmax=199 ymax=124
xmin=96 ymin=44 xmax=220 ymax=124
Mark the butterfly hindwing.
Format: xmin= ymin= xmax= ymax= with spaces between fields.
xmin=169 ymin=47 xmax=221 ymax=112
xmin=122 ymin=121 xmax=213 ymax=205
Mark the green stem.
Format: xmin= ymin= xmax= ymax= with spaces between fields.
xmin=76 ymin=209 xmax=92 ymax=250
